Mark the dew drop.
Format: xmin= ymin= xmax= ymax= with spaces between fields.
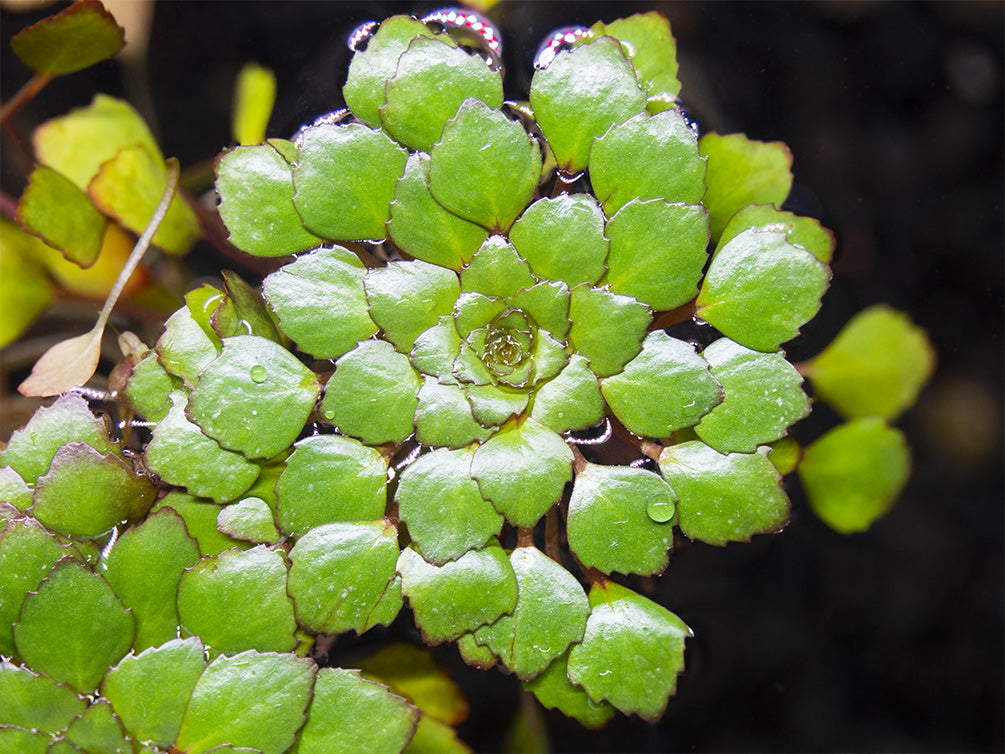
xmin=647 ymin=495 xmax=675 ymax=523
xmin=323 ymin=409 xmax=336 ymax=421
xmin=250 ymin=365 xmax=268 ymax=383
xmin=534 ymin=26 xmax=591 ymax=70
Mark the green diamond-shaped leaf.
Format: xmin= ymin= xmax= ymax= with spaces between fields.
xmin=719 ymin=203 xmax=835 ymax=263
xmin=216 ymin=143 xmax=322 ymax=257
xmin=699 ymin=132 xmax=794 ymax=242
xmin=64 ymin=698 xmax=130 ymax=753
xmin=293 ymin=124 xmax=408 ymax=241
xmin=0 ymin=663 xmax=85 ymax=732
xmin=216 ymin=497 xmax=281 ymax=545
xmin=530 ymin=36 xmax=647 ymax=174
xmin=396 ymin=446 xmax=503 ymax=565
xmin=470 ymin=416 xmax=573 ymax=528
xmin=509 ymin=280 xmax=571 ymax=340
xmin=429 ymin=99 xmax=542 ymax=232
xmin=696 ymin=228 xmax=831 ymax=352
xmin=590 ymin=12 xmax=681 ymax=102
xmin=0 ymin=466 xmax=32 ymax=512
xmin=798 ymin=418 xmax=910 ymax=533
xmin=459 ymin=236 xmax=535 ymax=299
xmin=473 ymin=546 xmax=589 ymax=680
xmin=298 ymin=667 xmax=419 ymax=754
xmin=145 ymin=391 xmax=259 ymax=502
xmin=509 ymin=194 xmax=608 ymax=287
xmin=101 ymin=637 xmax=206 ymax=746
xmin=590 ymin=109 xmax=706 ymax=215
xmin=262 ymin=245 xmax=377 ymax=359
xmin=600 ymin=330 xmax=721 ymax=439
xmin=10 ymin=0 xmax=123 ymax=75
xmin=156 ymin=304 xmax=220 ymax=387
xmin=186 ymin=335 xmax=320 ymax=458
xmin=16 ymin=165 xmax=107 ymax=267
xmin=0 ymin=726 xmax=51 ymax=752
xmin=31 ymin=442 xmax=156 ymax=538
xmin=0 ymin=392 xmax=114 ymax=483
xmin=803 ymin=305 xmax=935 ymax=420
xmin=14 ymin=560 xmax=134 ymax=692
xmin=464 ymin=383 xmax=530 ymax=427
xmin=121 ymin=352 xmax=181 ymax=422
xmin=530 ymin=354 xmax=604 ymax=433
xmin=397 ymin=541 xmax=517 ymax=643
xmin=381 ymin=36 xmax=503 ymax=153
xmin=524 ymin=651 xmax=615 ymax=729
xmin=365 ymin=259 xmax=461 ymax=351
xmin=274 ymin=435 xmax=387 ymax=537
xmin=175 ymin=650 xmax=315 ymax=754
xmin=177 ymin=545 xmax=298 ymax=655
xmin=0 ymin=517 xmax=79 ymax=657
xmin=389 ymin=152 xmax=489 ymax=270
xmin=103 ymin=508 xmax=200 ymax=651
xmin=88 ymin=143 xmax=199 ymax=255
xmin=604 ymin=198 xmax=709 ymax=311
xmin=567 ymin=580 xmax=690 ymax=721
xmin=410 ymin=317 xmax=462 ymax=381
xmin=658 ymin=441 xmax=790 ymax=545
xmin=567 ymin=463 xmax=676 ymax=576
xmin=288 ymin=521 xmax=400 ymax=635
xmin=568 ymin=285 xmax=651 ymax=378
xmin=0 ymin=218 xmax=54 ymax=348
xmin=694 ymin=338 xmax=810 ymax=453
xmin=322 ymin=340 xmax=421 ymax=445
xmin=343 ymin=15 xmax=439 ymax=127
xmin=415 ymin=378 xmax=493 ymax=448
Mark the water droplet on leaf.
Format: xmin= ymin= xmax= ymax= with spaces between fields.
xmin=647 ymin=495 xmax=675 ymax=523
xmin=250 ymin=365 xmax=267 ymax=383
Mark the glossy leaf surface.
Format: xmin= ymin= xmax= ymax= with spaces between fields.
xmin=365 ymin=259 xmax=461 ymax=351
xmin=799 ymin=418 xmax=910 ymax=533
xmin=429 ymin=99 xmax=541 ymax=231
xmin=804 ymin=305 xmax=935 ymax=420
xmin=567 ymin=580 xmax=690 ymax=721
xmin=695 ymin=338 xmax=810 ymax=453
xmin=174 ymin=650 xmax=315 ymax=754
xmin=14 ymin=560 xmax=133 ymax=692
xmin=293 ymin=124 xmax=408 ymax=240
xmin=216 ymin=497 xmax=281 ymax=545
xmin=298 ymin=668 xmax=419 ymax=754
xmin=529 ymin=354 xmax=604 ymax=433
xmin=470 ymin=416 xmax=573 ymax=527
xmin=101 ymin=637 xmax=206 ymax=746
xmin=567 ymin=285 xmax=650 ymax=377
xmin=473 ymin=546 xmax=589 ymax=679
xmin=719 ymin=203 xmax=835 ymax=263
xmin=186 ymin=335 xmax=320 ymax=458
xmin=31 ymin=442 xmax=156 ymax=537
xmin=567 ymin=463 xmax=676 ymax=576
xmin=509 ymin=194 xmax=608 ymax=286
xmin=216 ymin=143 xmax=322 ymax=257
xmin=699 ymin=132 xmax=793 ymax=241
xmin=275 ymin=435 xmax=388 ymax=536
xmin=659 ymin=441 xmax=790 ymax=545
xmin=396 ymin=447 xmax=503 ymax=565
xmin=177 ymin=546 xmax=298 ymax=654
xmin=17 ymin=165 xmax=106 ymax=267
xmin=397 ymin=542 xmax=518 ymax=643
xmin=381 ymin=36 xmax=503 ymax=152
xmin=389 ymin=152 xmax=489 ymax=269
xmin=601 ymin=331 xmax=722 ymax=438
xmin=287 ymin=521 xmax=401 ymax=634
xmin=696 ymin=229 xmax=830 ymax=352
xmin=604 ymin=198 xmax=708 ymax=311
xmin=152 ymin=492 xmax=251 ymax=557
xmin=414 ymin=378 xmax=493 ymax=448
xmin=524 ymin=651 xmax=615 ymax=729
xmin=322 ymin=340 xmax=421 ymax=445
xmin=103 ymin=508 xmax=200 ymax=651
xmin=590 ymin=110 xmax=706 ymax=214
xmin=590 ymin=12 xmax=681 ymax=101
xmin=0 ymin=661 xmax=85 ymax=733
xmin=530 ymin=36 xmax=646 ymax=174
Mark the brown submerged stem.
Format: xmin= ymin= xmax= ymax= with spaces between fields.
xmin=0 ymin=71 xmax=54 ymax=124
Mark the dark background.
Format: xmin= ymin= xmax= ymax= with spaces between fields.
xmin=2 ymin=2 xmax=1002 ymax=752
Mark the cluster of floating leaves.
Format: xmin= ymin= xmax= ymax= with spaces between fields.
xmin=1 ymin=6 xmax=935 ymax=750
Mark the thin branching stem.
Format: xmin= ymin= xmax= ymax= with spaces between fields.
xmin=0 ymin=71 xmax=54 ymax=124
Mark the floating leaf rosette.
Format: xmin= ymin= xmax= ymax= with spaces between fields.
xmin=1 ymin=7 xmax=933 ymax=749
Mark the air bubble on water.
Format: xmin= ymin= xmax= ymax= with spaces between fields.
xmin=292 ymin=108 xmax=353 ymax=147
xmin=423 ymin=7 xmax=502 ymax=68
xmin=250 ymin=365 xmax=268 ymax=383
xmin=692 ymin=315 xmax=709 ymax=327
xmin=347 ymin=19 xmax=378 ymax=52
xmin=534 ymin=26 xmax=591 ymax=70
